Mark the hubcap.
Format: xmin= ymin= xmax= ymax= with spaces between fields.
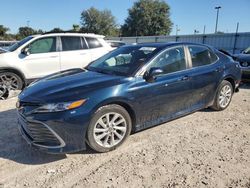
xmin=93 ymin=112 xmax=127 ymax=148
xmin=219 ymin=85 xmax=232 ymax=108
xmin=0 ymin=74 xmax=19 ymax=98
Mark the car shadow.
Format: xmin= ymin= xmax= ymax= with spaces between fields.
xmin=200 ymin=82 xmax=249 ymax=113
xmin=1 ymin=82 xmax=249 ymax=165
xmin=0 ymin=108 xmax=66 ymax=165
xmin=240 ymin=82 xmax=250 ymax=89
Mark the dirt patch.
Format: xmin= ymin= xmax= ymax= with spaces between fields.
xmin=0 ymin=83 xmax=250 ymax=188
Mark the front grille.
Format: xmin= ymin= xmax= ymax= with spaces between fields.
xmin=19 ymin=114 xmax=62 ymax=147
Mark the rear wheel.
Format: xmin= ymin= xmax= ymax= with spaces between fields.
xmin=87 ymin=104 xmax=132 ymax=153
xmin=211 ymin=80 xmax=233 ymax=111
xmin=0 ymin=72 xmax=23 ymax=99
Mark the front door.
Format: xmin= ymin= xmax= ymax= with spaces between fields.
xmin=21 ymin=37 xmax=60 ymax=79
xmin=132 ymin=46 xmax=193 ymax=130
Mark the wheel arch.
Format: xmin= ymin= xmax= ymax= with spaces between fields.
xmin=92 ymin=98 xmax=137 ymax=132
xmin=222 ymin=75 xmax=236 ymax=91
xmin=0 ymin=67 xmax=26 ymax=88
xmin=210 ymin=75 xmax=236 ymax=107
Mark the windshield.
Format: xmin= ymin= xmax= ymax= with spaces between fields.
xmin=8 ymin=36 xmax=34 ymax=52
xmin=87 ymin=46 xmax=159 ymax=76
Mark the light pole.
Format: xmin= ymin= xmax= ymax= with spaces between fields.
xmin=27 ymin=20 xmax=30 ymax=27
xmin=214 ymin=6 xmax=221 ymax=33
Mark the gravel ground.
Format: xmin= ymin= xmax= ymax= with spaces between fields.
xmin=0 ymin=83 xmax=250 ymax=188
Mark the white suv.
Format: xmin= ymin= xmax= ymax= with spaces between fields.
xmin=0 ymin=33 xmax=112 ymax=98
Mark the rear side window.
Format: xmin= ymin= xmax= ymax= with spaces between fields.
xmin=61 ymin=36 xmax=87 ymax=51
xmin=29 ymin=37 xmax=56 ymax=54
xmin=188 ymin=46 xmax=218 ymax=67
xmin=85 ymin=37 xmax=102 ymax=48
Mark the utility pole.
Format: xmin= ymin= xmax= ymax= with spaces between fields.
xmin=203 ymin=25 xmax=206 ymax=34
xmin=215 ymin=6 xmax=221 ymax=33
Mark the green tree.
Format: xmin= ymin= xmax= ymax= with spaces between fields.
xmin=72 ymin=24 xmax=80 ymax=32
xmin=36 ymin=29 xmax=44 ymax=34
xmin=49 ymin=27 xmax=64 ymax=33
xmin=18 ymin=27 xmax=36 ymax=38
xmin=121 ymin=0 xmax=173 ymax=36
xmin=0 ymin=25 xmax=9 ymax=37
xmin=80 ymin=7 xmax=119 ymax=36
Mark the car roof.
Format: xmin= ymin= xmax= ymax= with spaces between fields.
xmin=123 ymin=42 xmax=215 ymax=51
xmin=32 ymin=33 xmax=105 ymax=38
xmin=129 ymin=42 xmax=211 ymax=47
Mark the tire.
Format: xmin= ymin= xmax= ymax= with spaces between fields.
xmin=0 ymin=72 xmax=23 ymax=99
xmin=211 ymin=80 xmax=233 ymax=111
xmin=87 ymin=104 xmax=132 ymax=153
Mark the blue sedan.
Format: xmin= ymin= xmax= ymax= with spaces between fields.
xmin=17 ymin=42 xmax=241 ymax=153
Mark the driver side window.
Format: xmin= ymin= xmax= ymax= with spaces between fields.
xmin=148 ymin=46 xmax=187 ymax=74
xmin=28 ymin=37 xmax=56 ymax=54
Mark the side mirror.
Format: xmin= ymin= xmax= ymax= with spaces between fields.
xmin=143 ymin=67 xmax=164 ymax=83
xmin=22 ymin=47 xmax=30 ymax=56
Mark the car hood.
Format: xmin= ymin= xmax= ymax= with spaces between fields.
xmin=19 ymin=69 xmax=125 ymax=103
xmin=234 ymin=54 xmax=250 ymax=62
xmin=0 ymin=48 xmax=7 ymax=54
xmin=0 ymin=48 xmax=8 ymax=54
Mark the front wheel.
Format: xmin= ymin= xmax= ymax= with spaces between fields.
xmin=211 ymin=80 xmax=233 ymax=111
xmin=87 ymin=104 xmax=132 ymax=153
xmin=0 ymin=72 xmax=23 ymax=99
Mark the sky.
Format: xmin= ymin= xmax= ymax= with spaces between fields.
xmin=0 ymin=0 xmax=250 ymax=35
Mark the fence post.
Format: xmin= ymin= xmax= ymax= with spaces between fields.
xmin=202 ymin=35 xmax=206 ymax=44
xmin=155 ymin=37 xmax=158 ymax=42
xmin=233 ymin=22 xmax=239 ymax=54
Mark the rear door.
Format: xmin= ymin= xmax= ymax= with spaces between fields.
xmin=85 ymin=37 xmax=109 ymax=61
xmin=21 ymin=36 xmax=60 ymax=79
xmin=186 ymin=45 xmax=223 ymax=108
xmin=59 ymin=36 xmax=91 ymax=70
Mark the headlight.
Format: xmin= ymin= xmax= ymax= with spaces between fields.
xmin=33 ymin=99 xmax=86 ymax=113
xmin=241 ymin=62 xmax=249 ymax=67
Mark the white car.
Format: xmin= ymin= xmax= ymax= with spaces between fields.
xmin=0 ymin=33 xmax=112 ymax=98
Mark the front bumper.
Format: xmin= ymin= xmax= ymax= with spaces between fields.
xmin=17 ymin=110 xmax=90 ymax=154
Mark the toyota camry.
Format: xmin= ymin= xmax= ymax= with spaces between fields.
xmin=17 ymin=42 xmax=241 ymax=153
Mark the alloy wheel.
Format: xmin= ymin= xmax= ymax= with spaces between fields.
xmin=218 ymin=85 xmax=232 ymax=108
xmin=0 ymin=73 xmax=20 ymax=98
xmin=93 ymin=112 xmax=127 ymax=148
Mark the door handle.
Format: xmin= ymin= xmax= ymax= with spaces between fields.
xmin=214 ymin=68 xmax=221 ymax=72
xmin=214 ymin=66 xmax=225 ymax=72
xmin=164 ymin=75 xmax=189 ymax=87
xmin=178 ymin=75 xmax=190 ymax=81
xmin=50 ymin=56 xmax=58 ymax=58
